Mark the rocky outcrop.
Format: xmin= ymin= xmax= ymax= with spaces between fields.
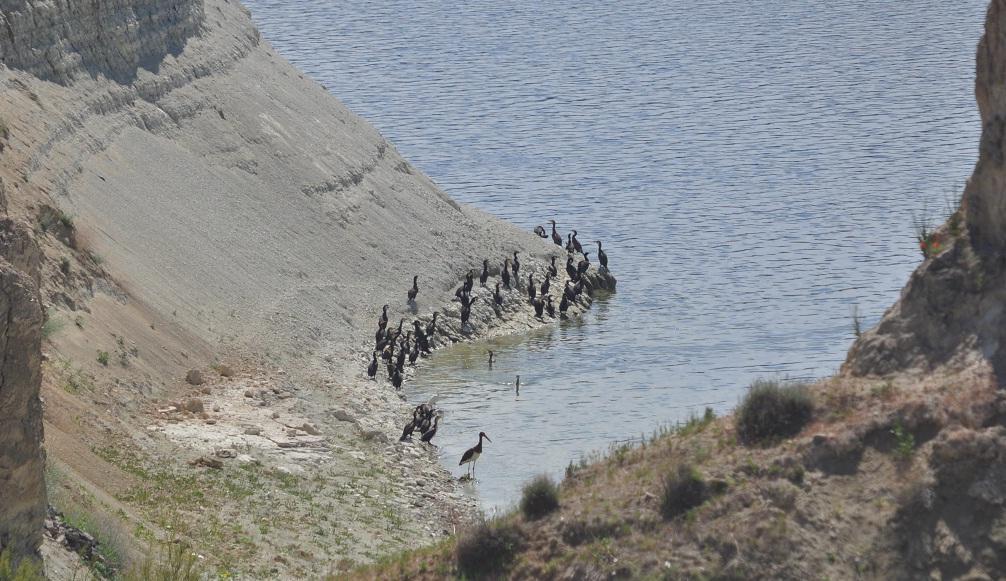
xmin=845 ymin=0 xmax=1006 ymax=382
xmin=0 ymin=0 xmax=204 ymax=83
xmin=0 ymin=219 xmax=45 ymax=562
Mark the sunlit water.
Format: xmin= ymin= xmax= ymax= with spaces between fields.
xmin=242 ymin=0 xmax=987 ymax=510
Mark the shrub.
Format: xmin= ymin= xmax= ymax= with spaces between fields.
xmin=455 ymin=517 xmax=522 ymax=578
xmin=97 ymin=350 xmax=110 ymax=366
xmin=123 ymin=540 xmax=202 ymax=581
xmin=520 ymin=474 xmax=560 ymax=520
xmin=42 ymin=316 xmax=65 ymax=340
xmin=660 ymin=464 xmax=707 ymax=519
xmin=891 ymin=422 xmax=915 ymax=461
xmin=0 ymin=548 xmax=44 ymax=581
xmin=735 ymin=380 xmax=813 ymax=444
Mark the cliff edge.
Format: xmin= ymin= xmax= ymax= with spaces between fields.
xmin=845 ymin=0 xmax=1006 ymax=382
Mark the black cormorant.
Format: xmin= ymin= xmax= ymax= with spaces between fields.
xmin=407 ymin=275 xmax=419 ymax=303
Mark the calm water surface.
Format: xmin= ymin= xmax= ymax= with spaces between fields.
xmin=243 ymin=0 xmax=987 ymax=510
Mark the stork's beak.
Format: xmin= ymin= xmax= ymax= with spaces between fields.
xmin=485 ymin=435 xmax=492 ymax=443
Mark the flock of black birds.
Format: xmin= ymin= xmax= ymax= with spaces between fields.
xmin=366 ymin=220 xmax=611 ymax=480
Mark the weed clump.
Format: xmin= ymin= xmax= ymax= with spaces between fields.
xmin=0 ymin=548 xmax=43 ymax=581
xmin=123 ymin=540 xmax=202 ymax=581
xmin=660 ymin=464 xmax=707 ymax=519
xmin=520 ymin=474 xmax=560 ymax=520
xmin=736 ymin=380 xmax=813 ymax=444
xmin=97 ymin=350 xmax=110 ymax=366
xmin=455 ymin=517 xmax=522 ymax=578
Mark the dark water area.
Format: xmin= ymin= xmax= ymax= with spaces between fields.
xmin=243 ymin=0 xmax=987 ymax=510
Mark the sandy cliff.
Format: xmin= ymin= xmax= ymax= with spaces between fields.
xmin=846 ymin=0 xmax=1006 ymax=382
xmin=0 ymin=0 xmax=588 ymax=575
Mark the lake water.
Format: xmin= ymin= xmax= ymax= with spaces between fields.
xmin=242 ymin=0 xmax=988 ymax=510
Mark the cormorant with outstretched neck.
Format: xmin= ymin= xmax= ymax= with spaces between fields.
xmin=577 ymin=252 xmax=591 ymax=277
xmin=565 ymin=255 xmax=577 ymax=280
xmin=459 ymin=432 xmax=492 ymax=479
xmin=527 ymin=273 xmax=536 ymax=302
xmin=380 ymin=304 xmax=389 ymax=326
xmin=420 ymin=415 xmax=441 ymax=444
xmin=595 ymin=240 xmax=608 ymax=270
xmin=534 ymin=225 xmax=547 ymax=238
xmin=540 ymin=276 xmax=550 ymax=297
xmin=390 ymin=318 xmax=405 ymax=344
xmin=545 ymin=295 xmax=555 ymax=318
xmin=407 ymin=275 xmax=419 ymax=304
xmin=494 ymin=282 xmax=504 ymax=307
xmin=572 ymin=230 xmax=583 ymax=254
xmin=547 ymin=256 xmax=558 ymax=280
xmin=512 ymin=252 xmax=521 ymax=282
xmin=550 ymin=220 xmax=562 ymax=246
xmin=501 ymin=259 xmax=511 ymax=289
xmin=367 ymin=352 xmax=378 ymax=379
xmin=480 ymin=259 xmax=490 ymax=287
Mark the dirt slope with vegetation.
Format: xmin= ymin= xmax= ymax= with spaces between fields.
xmin=350 ymin=2 xmax=1006 ymax=579
xmin=0 ymin=0 xmax=613 ymax=577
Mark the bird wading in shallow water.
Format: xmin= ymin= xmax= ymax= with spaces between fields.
xmin=488 ymin=350 xmax=495 ymax=369
xmin=515 ymin=375 xmax=520 ymax=397
xmin=459 ymin=432 xmax=491 ymax=479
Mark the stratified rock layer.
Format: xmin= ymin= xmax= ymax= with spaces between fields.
xmin=0 ymin=220 xmax=45 ymax=561
xmin=0 ymin=0 xmax=203 ymax=83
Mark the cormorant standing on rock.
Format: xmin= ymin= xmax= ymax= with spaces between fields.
xmin=413 ymin=321 xmax=431 ymax=353
xmin=409 ymin=342 xmax=419 ymax=365
xmin=550 ymin=220 xmax=562 ymax=246
xmin=565 ymin=233 xmax=575 ymax=254
xmin=596 ymin=240 xmax=608 ymax=270
xmin=534 ymin=225 xmax=547 ymax=238
xmin=463 ymin=269 xmax=475 ymax=294
xmin=502 ymin=259 xmax=511 ymax=289
xmin=459 ymin=432 xmax=491 ymax=479
xmin=559 ymin=293 xmax=570 ymax=316
xmin=480 ymin=259 xmax=490 ymax=287
xmin=426 ymin=312 xmax=439 ymax=340
xmin=461 ymin=298 xmax=477 ymax=327
xmin=392 ymin=367 xmax=403 ymax=389
xmin=572 ymin=230 xmax=583 ymax=254
xmin=367 ymin=352 xmax=378 ymax=379
xmin=545 ymin=296 xmax=555 ymax=318
xmin=380 ymin=304 xmax=389 ymax=326
xmin=547 ymin=256 xmax=558 ymax=280
xmin=407 ymin=275 xmax=419 ymax=304
xmin=400 ymin=414 xmax=417 ymax=441
xmin=494 ymin=283 xmax=504 ymax=307
xmin=566 ymin=255 xmax=577 ymax=280
xmin=512 ymin=252 xmax=521 ymax=281
xmin=533 ymin=297 xmax=545 ymax=318
xmin=577 ymin=252 xmax=591 ymax=277
xmin=540 ymin=276 xmax=550 ymax=297
xmin=528 ymin=274 xmax=536 ymax=302
xmin=420 ymin=416 xmax=441 ymax=444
